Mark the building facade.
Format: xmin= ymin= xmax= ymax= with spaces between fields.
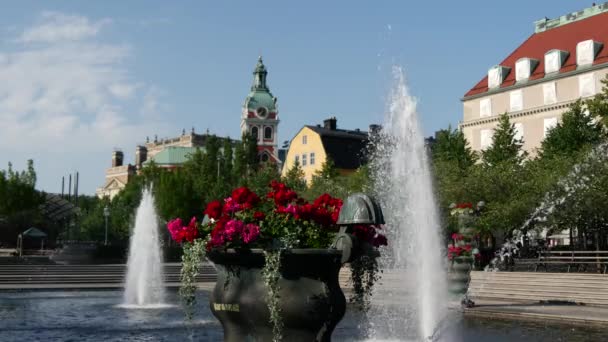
xmin=460 ymin=3 xmax=608 ymax=155
xmin=282 ymin=117 xmax=374 ymax=183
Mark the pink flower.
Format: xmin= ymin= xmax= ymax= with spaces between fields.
xmin=451 ymin=233 xmax=463 ymax=241
xmin=242 ymin=223 xmax=260 ymax=244
xmin=166 ymin=217 xmax=198 ymax=243
xmin=167 ymin=218 xmax=183 ymax=242
xmin=223 ymin=197 xmax=242 ymax=213
xmin=224 ymin=219 xmax=244 ymax=241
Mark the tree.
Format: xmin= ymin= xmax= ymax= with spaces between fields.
xmin=540 ymin=100 xmax=604 ymax=159
xmin=282 ymin=160 xmax=306 ymax=193
xmin=432 ymin=126 xmax=477 ymax=170
xmin=586 ymin=75 xmax=608 ymax=129
xmin=482 ymin=113 xmax=526 ymax=166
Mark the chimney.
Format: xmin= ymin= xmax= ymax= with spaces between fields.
xmin=323 ymin=117 xmax=337 ymax=130
xmin=112 ymin=150 xmax=124 ymax=167
xmin=369 ymin=124 xmax=381 ymax=135
xmin=135 ymin=145 xmax=148 ymax=169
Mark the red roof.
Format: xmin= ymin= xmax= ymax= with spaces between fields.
xmin=464 ymin=11 xmax=608 ymax=98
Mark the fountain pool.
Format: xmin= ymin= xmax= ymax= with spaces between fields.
xmin=0 ymin=290 xmax=604 ymax=342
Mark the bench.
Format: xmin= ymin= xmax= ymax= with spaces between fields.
xmin=535 ymin=250 xmax=608 ymax=273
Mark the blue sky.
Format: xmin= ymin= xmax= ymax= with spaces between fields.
xmin=0 ymin=1 xmax=586 ymax=194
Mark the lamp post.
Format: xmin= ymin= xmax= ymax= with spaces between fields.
xmin=217 ymin=155 xmax=221 ymax=179
xmin=103 ymin=206 xmax=110 ymax=246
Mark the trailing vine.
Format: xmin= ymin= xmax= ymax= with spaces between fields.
xmin=349 ymin=253 xmax=380 ymax=312
xmin=262 ymin=249 xmax=283 ymax=342
xmin=179 ymin=239 xmax=205 ymax=320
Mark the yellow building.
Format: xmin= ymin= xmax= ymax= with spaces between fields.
xmin=282 ymin=117 xmax=377 ymax=183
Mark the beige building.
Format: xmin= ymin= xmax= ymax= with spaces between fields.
xmin=460 ymin=4 xmax=608 ymax=155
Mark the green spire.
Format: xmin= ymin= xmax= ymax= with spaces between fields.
xmin=251 ymin=56 xmax=268 ymax=91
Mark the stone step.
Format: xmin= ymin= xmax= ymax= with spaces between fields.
xmin=468 ymin=286 xmax=608 ymax=298
xmin=469 ymin=279 xmax=608 ymax=289
xmin=469 ymin=289 xmax=608 ymax=302
xmin=469 ymin=293 xmax=608 ymax=306
xmin=471 ymin=271 xmax=608 ymax=280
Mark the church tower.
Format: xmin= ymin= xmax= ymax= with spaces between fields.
xmin=241 ymin=57 xmax=280 ymax=163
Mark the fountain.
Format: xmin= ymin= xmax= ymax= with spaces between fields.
xmin=367 ymin=67 xmax=448 ymax=340
xmin=123 ymin=188 xmax=166 ymax=307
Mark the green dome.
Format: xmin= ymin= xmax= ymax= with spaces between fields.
xmin=244 ymin=56 xmax=277 ymax=112
xmin=245 ymin=90 xmax=277 ymax=112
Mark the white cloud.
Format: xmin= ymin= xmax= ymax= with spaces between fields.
xmin=0 ymin=12 xmax=175 ymax=194
xmin=18 ymin=11 xmax=111 ymax=43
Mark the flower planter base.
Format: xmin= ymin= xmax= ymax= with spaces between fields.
xmin=207 ymin=249 xmax=346 ymax=342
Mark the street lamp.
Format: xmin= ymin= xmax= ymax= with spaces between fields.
xmin=217 ymin=155 xmax=221 ymax=179
xmin=103 ymin=206 xmax=110 ymax=246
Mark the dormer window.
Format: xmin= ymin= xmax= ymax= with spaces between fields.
xmin=576 ymin=39 xmax=603 ymax=67
xmin=488 ymin=65 xmax=510 ymax=89
xmin=544 ymin=50 xmax=569 ymax=74
xmin=515 ymin=58 xmax=538 ymax=82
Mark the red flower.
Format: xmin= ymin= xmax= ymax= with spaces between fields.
xmin=253 ymin=211 xmax=265 ymax=222
xmin=451 ymin=233 xmax=463 ymax=241
xmin=231 ymin=187 xmax=260 ymax=206
xmin=204 ymin=200 xmax=222 ymax=220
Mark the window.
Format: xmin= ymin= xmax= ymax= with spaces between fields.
xmin=295 ymin=155 xmax=299 ymax=164
xmin=514 ymin=123 xmax=524 ymax=142
xmin=264 ymin=126 xmax=273 ymax=140
xmin=310 ymin=152 xmax=315 ymax=165
xmin=488 ymin=67 xmax=501 ymax=88
xmin=545 ymin=50 xmax=567 ymax=74
xmin=543 ymin=82 xmax=557 ymax=105
xmin=509 ymin=90 xmax=523 ymax=111
xmin=302 ymin=153 xmax=307 ymax=166
xmin=480 ymin=129 xmax=493 ymax=150
xmin=579 ymin=73 xmax=596 ymax=98
xmin=515 ymin=58 xmax=536 ymax=81
xmin=544 ymin=118 xmax=557 ymax=138
xmin=260 ymin=153 xmax=269 ymax=162
xmin=302 ymin=135 xmax=307 ymax=144
xmin=480 ymin=98 xmax=492 ymax=117
xmin=576 ymin=40 xmax=601 ymax=66
xmin=251 ymin=126 xmax=259 ymax=140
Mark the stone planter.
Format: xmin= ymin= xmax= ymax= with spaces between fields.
xmin=447 ymin=255 xmax=474 ymax=295
xmin=206 ymin=248 xmax=346 ymax=342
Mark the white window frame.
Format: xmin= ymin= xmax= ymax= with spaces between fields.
xmin=310 ymin=152 xmax=315 ymax=165
xmin=301 ymin=153 xmax=307 ymax=166
xmin=579 ymin=73 xmax=596 ymax=98
xmin=295 ymin=155 xmax=299 ymax=164
xmin=302 ymin=135 xmax=307 ymax=144
xmin=480 ymin=129 xmax=494 ymax=150
xmin=543 ymin=82 xmax=557 ymax=105
xmin=480 ymin=98 xmax=492 ymax=117
xmin=509 ymin=90 xmax=523 ymax=112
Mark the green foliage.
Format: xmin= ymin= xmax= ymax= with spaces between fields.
xmin=482 ymin=113 xmax=526 ymax=166
xmin=541 ymin=100 xmax=604 ymax=159
xmin=281 ymin=160 xmax=306 ymax=193
xmin=179 ymin=239 xmax=206 ymax=320
xmin=262 ymin=250 xmax=283 ymax=342
xmin=0 ymin=160 xmax=45 ymax=245
xmin=432 ymin=126 xmax=477 ymax=169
